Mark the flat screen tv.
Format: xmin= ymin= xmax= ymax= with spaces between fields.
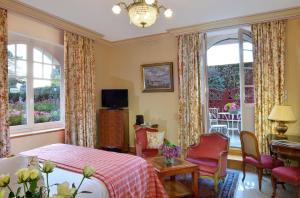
xmin=101 ymin=89 xmax=128 ymax=109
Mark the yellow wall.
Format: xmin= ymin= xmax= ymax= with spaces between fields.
xmin=286 ymin=18 xmax=300 ymax=136
xmin=9 ymin=13 xmax=300 ymax=153
xmin=95 ymin=34 xmax=179 ymax=146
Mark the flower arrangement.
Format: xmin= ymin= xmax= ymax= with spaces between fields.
xmin=0 ymin=160 xmax=95 ymax=198
xmin=159 ymin=139 xmax=181 ymax=166
xmin=223 ymin=102 xmax=240 ymax=113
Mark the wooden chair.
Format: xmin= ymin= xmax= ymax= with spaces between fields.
xmin=240 ymin=131 xmax=284 ymax=191
xmin=271 ymin=166 xmax=300 ymax=198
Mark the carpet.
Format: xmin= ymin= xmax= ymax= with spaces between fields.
xmin=177 ymin=170 xmax=239 ymax=198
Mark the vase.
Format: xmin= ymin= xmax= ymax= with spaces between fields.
xmin=164 ymin=157 xmax=175 ymax=166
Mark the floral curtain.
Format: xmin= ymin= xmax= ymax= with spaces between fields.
xmin=252 ymin=20 xmax=286 ymax=153
xmin=64 ymin=31 xmax=96 ymax=148
xmin=0 ymin=8 xmax=9 ymax=157
xmin=178 ymin=33 xmax=206 ymax=150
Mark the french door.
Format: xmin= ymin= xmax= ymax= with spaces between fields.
xmin=204 ymin=28 xmax=254 ymax=147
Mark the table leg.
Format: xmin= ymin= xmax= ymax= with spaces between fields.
xmin=158 ymin=174 xmax=165 ymax=186
xmin=192 ymin=170 xmax=199 ymax=198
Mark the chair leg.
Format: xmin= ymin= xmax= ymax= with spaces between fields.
xmin=213 ymin=176 xmax=219 ymax=192
xmin=242 ymin=161 xmax=246 ymax=182
xmin=271 ymin=175 xmax=277 ymax=198
xmin=257 ymin=168 xmax=263 ymax=191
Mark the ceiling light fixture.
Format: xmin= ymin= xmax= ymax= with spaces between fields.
xmin=112 ymin=0 xmax=173 ymax=28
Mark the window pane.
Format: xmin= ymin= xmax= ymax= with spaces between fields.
xmin=33 ymin=63 xmax=43 ymax=78
xmin=34 ymin=80 xmax=60 ymax=123
xmin=33 ymin=48 xmax=43 ymax=62
xmin=53 ymin=57 xmax=60 ymax=65
xmin=52 ymin=65 xmax=61 ymax=79
xmin=244 ymin=68 xmax=253 ymax=85
xmin=8 ymin=44 xmax=15 ymax=58
xmin=245 ymin=87 xmax=254 ymax=103
xmin=43 ymin=51 xmax=52 ymax=64
xmin=9 ymin=77 xmax=27 ymax=126
xmin=16 ymin=44 xmax=27 ymax=59
xmin=16 ymin=60 xmax=27 ymax=76
xmin=8 ymin=60 xmax=15 ymax=75
xmin=44 ymin=64 xmax=53 ymax=79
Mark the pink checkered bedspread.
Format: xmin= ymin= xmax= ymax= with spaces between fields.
xmin=21 ymin=144 xmax=167 ymax=198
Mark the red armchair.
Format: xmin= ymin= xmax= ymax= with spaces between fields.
xmin=134 ymin=125 xmax=159 ymax=158
xmin=186 ymin=133 xmax=229 ymax=191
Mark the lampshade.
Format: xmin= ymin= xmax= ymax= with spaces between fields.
xmin=128 ymin=3 xmax=158 ymax=28
xmin=268 ymin=105 xmax=296 ymax=122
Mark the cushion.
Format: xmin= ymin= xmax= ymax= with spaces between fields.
xmin=135 ymin=127 xmax=158 ymax=149
xmin=186 ymin=157 xmax=218 ymax=176
xmin=146 ymin=131 xmax=165 ymax=149
xmin=142 ymin=149 xmax=159 ymax=158
xmin=0 ymin=155 xmax=42 ymax=197
xmin=245 ymin=155 xmax=284 ymax=169
xmin=272 ymin=167 xmax=300 ymax=184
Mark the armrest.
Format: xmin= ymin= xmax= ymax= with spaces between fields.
xmin=136 ymin=143 xmax=143 ymax=157
xmin=217 ymin=151 xmax=228 ymax=177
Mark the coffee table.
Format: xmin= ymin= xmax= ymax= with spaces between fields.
xmin=147 ymin=156 xmax=198 ymax=198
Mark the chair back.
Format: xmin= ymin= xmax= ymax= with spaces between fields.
xmin=134 ymin=126 xmax=158 ymax=150
xmin=240 ymin=131 xmax=261 ymax=161
xmin=188 ymin=133 xmax=229 ymax=160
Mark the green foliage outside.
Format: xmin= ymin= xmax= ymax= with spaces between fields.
xmin=208 ymin=64 xmax=240 ymax=91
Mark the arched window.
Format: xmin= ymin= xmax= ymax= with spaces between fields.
xmin=8 ymin=41 xmax=64 ymax=132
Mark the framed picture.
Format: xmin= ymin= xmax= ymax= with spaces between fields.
xmin=141 ymin=62 xmax=174 ymax=92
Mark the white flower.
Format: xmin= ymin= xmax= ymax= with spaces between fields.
xmin=53 ymin=182 xmax=76 ymax=198
xmin=83 ymin=166 xmax=95 ymax=178
xmin=16 ymin=168 xmax=30 ymax=183
xmin=0 ymin=174 xmax=10 ymax=187
xmin=42 ymin=160 xmax=56 ymax=173
xmin=29 ymin=168 xmax=40 ymax=181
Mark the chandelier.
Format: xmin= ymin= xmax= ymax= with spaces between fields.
xmin=112 ymin=0 xmax=173 ymax=28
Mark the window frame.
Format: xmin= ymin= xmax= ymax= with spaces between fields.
xmin=8 ymin=39 xmax=65 ymax=134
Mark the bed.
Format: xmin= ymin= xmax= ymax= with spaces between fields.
xmin=20 ymin=143 xmax=167 ymax=198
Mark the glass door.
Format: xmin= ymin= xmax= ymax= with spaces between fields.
xmin=239 ymin=29 xmax=254 ymax=132
xmin=206 ymin=27 xmax=254 ymax=148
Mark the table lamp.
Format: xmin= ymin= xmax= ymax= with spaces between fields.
xmin=268 ymin=105 xmax=296 ymax=138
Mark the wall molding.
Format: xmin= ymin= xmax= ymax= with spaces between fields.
xmin=168 ymin=6 xmax=300 ymax=35
xmin=1 ymin=0 xmax=300 ymax=43
xmin=0 ymin=0 xmax=104 ymax=41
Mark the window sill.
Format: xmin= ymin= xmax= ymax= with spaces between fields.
xmin=10 ymin=128 xmax=64 ymax=139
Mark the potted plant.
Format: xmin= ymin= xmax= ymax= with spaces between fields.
xmin=224 ymin=102 xmax=240 ymax=114
xmin=159 ymin=139 xmax=181 ymax=166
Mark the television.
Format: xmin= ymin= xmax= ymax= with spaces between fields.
xmin=101 ymin=89 xmax=128 ymax=109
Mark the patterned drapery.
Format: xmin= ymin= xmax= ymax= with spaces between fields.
xmin=252 ymin=20 xmax=286 ymax=153
xmin=0 ymin=8 xmax=9 ymax=157
xmin=178 ymin=33 xmax=206 ymax=150
xmin=64 ymin=31 xmax=96 ymax=148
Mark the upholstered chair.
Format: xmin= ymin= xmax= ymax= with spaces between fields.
xmin=185 ymin=133 xmax=229 ymax=191
xmin=271 ymin=166 xmax=300 ymax=198
xmin=240 ymin=131 xmax=284 ymax=191
xmin=134 ymin=125 xmax=159 ymax=158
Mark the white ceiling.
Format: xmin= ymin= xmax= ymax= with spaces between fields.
xmin=17 ymin=0 xmax=300 ymax=41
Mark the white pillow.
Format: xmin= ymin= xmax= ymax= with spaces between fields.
xmin=0 ymin=155 xmax=42 ymax=197
xmin=146 ymin=131 xmax=165 ymax=149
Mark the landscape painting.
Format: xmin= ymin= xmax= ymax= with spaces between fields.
xmin=141 ymin=62 xmax=174 ymax=92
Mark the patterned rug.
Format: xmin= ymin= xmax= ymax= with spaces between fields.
xmin=177 ymin=170 xmax=239 ymax=198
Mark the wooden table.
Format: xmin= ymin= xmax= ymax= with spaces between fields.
xmin=267 ymin=134 xmax=300 ymax=160
xmin=147 ymin=157 xmax=198 ymax=198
